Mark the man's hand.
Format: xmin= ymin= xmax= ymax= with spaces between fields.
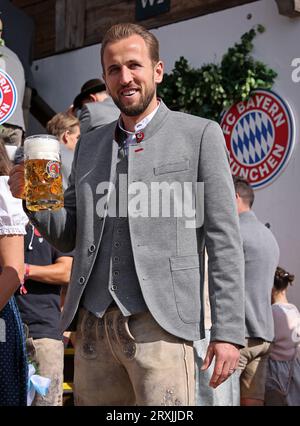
xmin=8 ymin=163 xmax=26 ymax=199
xmin=201 ymin=341 xmax=240 ymax=388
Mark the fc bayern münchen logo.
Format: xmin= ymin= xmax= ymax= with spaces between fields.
xmin=0 ymin=69 xmax=18 ymax=125
xmin=221 ymin=89 xmax=295 ymax=189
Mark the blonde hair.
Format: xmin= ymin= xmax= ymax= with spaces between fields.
xmin=47 ymin=113 xmax=79 ymax=139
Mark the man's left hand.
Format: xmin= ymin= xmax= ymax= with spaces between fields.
xmin=201 ymin=341 xmax=240 ymax=388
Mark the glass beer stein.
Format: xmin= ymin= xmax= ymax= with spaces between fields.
xmin=24 ymin=135 xmax=64 ymax=211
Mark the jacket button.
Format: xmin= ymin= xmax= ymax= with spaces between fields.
xmin=79 ymin=276 xmax=85 ymax=285
xmin=111 ymin=285 xmax=117 ymax=291
xmin=88 ymin=244 xmax=96 ymax=253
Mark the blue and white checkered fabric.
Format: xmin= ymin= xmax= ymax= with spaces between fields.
xmin=231 ymin=111 xmax=274 ymax=165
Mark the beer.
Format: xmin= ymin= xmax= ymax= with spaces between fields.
xmin=24 ymin=135 xmax=64 ymax=211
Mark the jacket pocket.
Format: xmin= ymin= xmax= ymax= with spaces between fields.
xmin=154 ymin=159 xmax=190 ymax=175
xmin=169 ymin=255 xmax=201 ymax=324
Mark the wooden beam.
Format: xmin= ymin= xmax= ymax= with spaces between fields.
xmin=274 ymin=0 xmax=300 ymax=17
xmin=64 ymin=0 xmax=86 ymax=49
xmin=13 ymin=0 xmax=260 ymax=59
xmin=12 ymin=0 xmax=42 ymax=6
xmin=55 ymin=0 xmax=86 ymax=51
xmin=85 ymin=0 xmax=260 ymax=48
xmin=13 ymin=0 xmax=56 ymax=58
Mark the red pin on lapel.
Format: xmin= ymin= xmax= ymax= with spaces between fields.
xmin=136 ymin=132 xmax=144 ymax=143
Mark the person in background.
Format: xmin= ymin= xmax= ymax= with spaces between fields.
xmin=46 ymin=112 xmax=80 ymax=189
xmin=265 ymin=267 xmax=300 ymax=406
xmin=194 ymin=250 xmax=240 ymax=406
xmin=0 ymin=139 xmax=28 ymax=405
xmin=11 ymin=144 xmax=74 ymax=406
xmin=0 ymin=1 xmax=35 ymax=131
xmin=72 ymin=78 xmax=119 ymax=134
xmin=14 ymin=222 xmax=73 ymax=406
xmin=0 ymin=18 xmax=26 ymax=146
xmin=47 ymin=112 xmax=80 ymax=152
xmin=233 ymin=176 xmax=280 ymax=406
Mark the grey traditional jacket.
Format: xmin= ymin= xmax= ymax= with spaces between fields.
xmin=28 ymin=101 xmax=245 ymax=345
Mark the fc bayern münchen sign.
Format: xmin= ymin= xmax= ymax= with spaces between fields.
xmin=221 ymin=89 xmax=295 ymax=189
xmin=0 ymin=69 xmax=18 ymax=125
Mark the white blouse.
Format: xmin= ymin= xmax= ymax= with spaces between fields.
xmin=270 ymin=302 xmax=300 ymax=361
xmin=0 ymin=176 xmax=28 ymax=235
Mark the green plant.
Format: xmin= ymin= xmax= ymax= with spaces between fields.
xmin=158 ymin=25 xmax=277 ymax=122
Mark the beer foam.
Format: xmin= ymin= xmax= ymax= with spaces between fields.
xmin=24 ymin=135 xmax=60 ymax=161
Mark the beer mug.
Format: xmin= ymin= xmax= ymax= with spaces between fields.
xmin=24 ymin=135 xmax=64 ymax=211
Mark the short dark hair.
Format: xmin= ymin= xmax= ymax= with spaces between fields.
xmin=274 ymin=266 xmax=295 ymax=291
xmin=233 ymin=176 xmax=254 ymax=208
xmin=101 ymin=23 xmax=160 ymax=71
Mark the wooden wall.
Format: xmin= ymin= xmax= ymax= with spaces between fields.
xmin=12 ymin=0 xmax=259 ymax=59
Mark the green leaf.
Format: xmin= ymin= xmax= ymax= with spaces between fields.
xmin=157 ymin=25 xmax=276 ymax=122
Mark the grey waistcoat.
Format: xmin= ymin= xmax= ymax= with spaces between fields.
xmin=82 ymin=145 xmax=148 ymax=317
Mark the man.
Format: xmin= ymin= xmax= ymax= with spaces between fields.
xmin=9 ymin=23 xmax=245 ymax=406
xmin=46 ymin=112 xmax=80 ymax=188
xmin=15 ymin=222 xmax=73 ymax=406
xmin=233 ymin=176 xmax=280 ymax=406
xmin=73 ymin=78 xmax=119 ymax=134
xmin=0 ymin=1 xmax=35 ymax=131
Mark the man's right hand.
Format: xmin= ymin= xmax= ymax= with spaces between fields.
xmin=8 ymin=163 xmax=26 ymax=199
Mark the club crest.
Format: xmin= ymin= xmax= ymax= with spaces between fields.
xmin=0 ymin=69 xmax=18 ymax=125
xmin=221 ymin=89 xmax=295 ymax=189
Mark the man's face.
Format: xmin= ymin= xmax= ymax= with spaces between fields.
xmin=102 ymin=34 xmax=163 ymax=117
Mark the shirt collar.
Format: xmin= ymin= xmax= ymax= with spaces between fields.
xmin=134 ymin=102 xmax=160 ymax=132
xmin=114 ymin=100 xmax=169 ymax=149
xmin=239 ymin=210 xmax=257 ymax=221
xmin=118 ymin=101 xmax=160 ymax=142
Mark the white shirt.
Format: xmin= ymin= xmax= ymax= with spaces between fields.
xmin=270 ymin=303 xmax=300 ymax=361
xmin=0 ymin=176 xmax=28 ymax=235
xmin=118 ymin=103 xmax=160 ymax=148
